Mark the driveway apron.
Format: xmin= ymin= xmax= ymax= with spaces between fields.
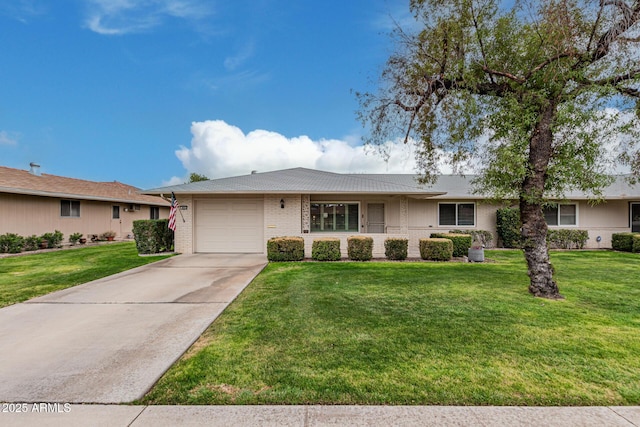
xmin=0 ymin=254 xmax=267 ymax=404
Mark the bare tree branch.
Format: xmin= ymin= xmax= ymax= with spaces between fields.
xmin=526 ymin=53 xmax=575 ymax=79
xmin=593 ymin=1 xmax=640 ymax=60
xmin=481 ymin=66 xmax=526 ymax=83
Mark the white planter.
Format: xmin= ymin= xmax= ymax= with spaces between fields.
xmin=468 ymin=248 xmax=484 ymax=262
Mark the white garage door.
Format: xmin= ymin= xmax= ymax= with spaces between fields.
xmin=195 ymin=199 xmax=264 ymax=253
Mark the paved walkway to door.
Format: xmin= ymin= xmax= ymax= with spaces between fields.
xmin=0 ymin=254 xmax=267 ymax=404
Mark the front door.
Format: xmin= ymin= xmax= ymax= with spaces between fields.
xmin=631 ymin=203 xmax=640 ymax=232
xmin=367 ymin=203 xmax=385 ymax=233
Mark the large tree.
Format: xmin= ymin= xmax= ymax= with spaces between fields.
xmin=358 ymin=0 xmax=640 ymax=299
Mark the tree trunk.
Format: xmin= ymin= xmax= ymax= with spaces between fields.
xmin=519 ymin=101 xmax=564 ymax=300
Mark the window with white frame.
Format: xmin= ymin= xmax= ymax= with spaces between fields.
xmin=310 ymin=203 xmax=359 ymax=232
xmin=544 ymin=204 xmax=577 ymax=226
xmin=60 ymin=200 xmax=80 ymax=218
xmin=438 ymin=203 xmax=475 ymax=226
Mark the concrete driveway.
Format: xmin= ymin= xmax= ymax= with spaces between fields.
xmin=0 ymin=253 xmax=267 ymax=404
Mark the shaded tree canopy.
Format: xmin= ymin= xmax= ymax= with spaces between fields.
xmin=358 ymin=0 xmax=640 ymax=298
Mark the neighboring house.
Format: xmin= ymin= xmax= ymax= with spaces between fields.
xmin=144 ymin=167 xmax=640 ymax=257
xmin=0 ymin=164 xmax=170 ymax=240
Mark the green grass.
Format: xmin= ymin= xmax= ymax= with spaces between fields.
xmin=0 ymin=242 xmax=172 ymax=308
xmin=141 ymin=250 xmax=640 ymax=406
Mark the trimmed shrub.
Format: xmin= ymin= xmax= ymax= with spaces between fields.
xmin=312 ymin=238 xmax=341 ymax=261
xmin=546 ymin=229 xmax=589 ymax=249
xmin=40 ymin=230 xmax=64 ymax=248
xmin=612 ymin=232 xmax=636 ymax=252
xmin=420 ymin=238 xmax=453 ymax=261
xmin=347 ymin=236 xmax=373 ymax=261
xmin=133 ymin=219 xmax=174 ymax=254
xmin=384 ymin=238 xmax=408 ymax=260
xmin=449 ymin=229 xmax=494 ymax=248
xmin=496 ymin=207 xmax=522 ymax=248
xmin=267 ymin=236 xmax=305 ymax=261
xmin=69 ymin=232 xmax=83 ymax=245
xmin=23 ymin=235 xmax=40 ymax=252
xmin=0 ymin=233 xmax=25 ymax=254
xmin=430 ymin=233 xmax=472 ymax=257
xmin=633 ymin=235 xmax=640 ymax=253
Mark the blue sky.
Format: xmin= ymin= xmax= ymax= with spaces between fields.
xmin=0 ymin=0 xmax=420 ymax=189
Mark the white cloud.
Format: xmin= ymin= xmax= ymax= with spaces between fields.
xmin=168 ymin=120 xmax=422 ymax=182
xmin=0 ymin=131 xmax=19 ymax=146
xmin=0 ymin=0 xmax=47 ymax=23
xmin=82 ymin=0 xmax=212 ymax=35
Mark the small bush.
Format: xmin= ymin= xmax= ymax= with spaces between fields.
xmin=384 ymin=238 xmax=408 ymax=260
xmin=347 ymin=236 xmax=373 ymax=261
xmin=430 ymin=233 xmax=472 ymax=257
xmin=69 ymin=232 xmax=83 ymax=245
xmin=496 ymin=207 xmax=522 ymax=248
xmin=612 ymin=232 xmax=636 ymax=252
xmin=267 ymin=236 xmax=305 ymax=261
xmin=40 ymin=230 xmax=64 ymax=248
xmin=23 ymin=235 xmax=40 ymax=252
xmin=312 ymin=238 xmax=341 ymax=261
xmin=633 ymin=235 xmax=640 ymax=253
xmin=547 ymin=229 xmax=589 ymax=249
xmin=420 ymin=238 xmax=453 ymax=261
xmin=449 ymin=229 xmax=494 ymax=248
xmin=0 ymin=233 xmax=25 ymax=254
xmin=133 ymin=219 xmax=174 ymax=254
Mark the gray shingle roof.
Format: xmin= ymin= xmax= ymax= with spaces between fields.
xmin=144 ymin=167 xmax=640 ymax=199
xmin=145 ymin=168 xmax=447 ymax=196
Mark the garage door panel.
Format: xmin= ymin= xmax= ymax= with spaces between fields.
xmin=195 ymin=199 xmax=263 ymax=253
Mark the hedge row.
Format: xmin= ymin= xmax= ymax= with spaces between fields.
xmin=0 ymin=230 xmax=67 ymax=254
xmin=612 ymin=232 xmax=639 ymax=252
xmin=132 ymin=219 xmax=174 ymax=254
xmin=546 ymin=229 xmax=589 ymax=249
xmin=266 ymin=235 xmax=467 ymax=262
xmin=430 ymin=233 xmax=472 ymax=257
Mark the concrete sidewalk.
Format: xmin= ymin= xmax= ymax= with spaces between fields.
xmin=0 ymin=254 xmax=267 ymax=404
xmin=0 ymin=404 xmax=638 ymax=426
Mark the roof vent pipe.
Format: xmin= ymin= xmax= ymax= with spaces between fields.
xmin=251 ymin=170 xmax=257 ymax=174
xmin=29 ymin=162 xmax=41 ymax=176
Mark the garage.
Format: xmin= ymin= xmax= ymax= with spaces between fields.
xmin=194 ymin=199 xmax=264 ymax=253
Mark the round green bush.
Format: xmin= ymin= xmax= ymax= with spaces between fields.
xmin=384 ymin=238 xmax=408 ymax=260
xmin=419 ymin=238 xmax=453 ymax=261
xmin=347 ymin=236 xmax=373 ymax=261
xmin=312 ymin=238 xmax=341 ymax=261
xmin=267 ymin=236 xmax=305 ymax=261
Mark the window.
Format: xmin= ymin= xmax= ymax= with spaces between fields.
xmin=60 ymin=200 xmax=80 ymax=218
xmin=310 ymin=203 xmax=359 ymax=232
xmin=150 ymin=206 xmax=160 ymax=220
xmin=438 ymin=203 xmax=475 ymax=226
xmin=544 ymin=204 xmax=577 ymax=226
xmin=112 ymin=206 xmax=120 ymax=219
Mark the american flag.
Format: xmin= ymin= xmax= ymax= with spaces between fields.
xmin=168 ymin=192 xmax=178 ymax=231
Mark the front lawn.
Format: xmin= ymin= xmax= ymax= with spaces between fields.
xmin=0 ymin=242 xmax=172 ymax=308
xmin=141 ymin=250 xmax=640 ymax=406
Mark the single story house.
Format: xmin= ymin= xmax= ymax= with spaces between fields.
xmin=0 ymin=163 xmax=170 ymax=240
xmin=144 ymin=167 xmax=640 ymax=257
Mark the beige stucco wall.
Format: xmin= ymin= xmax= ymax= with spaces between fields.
xmin=0 ymin=193 xmax=168 ymax=240
xmin=546 ymin=200 xmax=632 ymax=248
xmin=174 ymin=193 xmax=638 ymax=256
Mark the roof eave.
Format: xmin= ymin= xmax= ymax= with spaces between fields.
xmin=0 ymin=187 xmax=170 ymax=206
xmin=144 ymin=190 xmax=448 ymax=197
